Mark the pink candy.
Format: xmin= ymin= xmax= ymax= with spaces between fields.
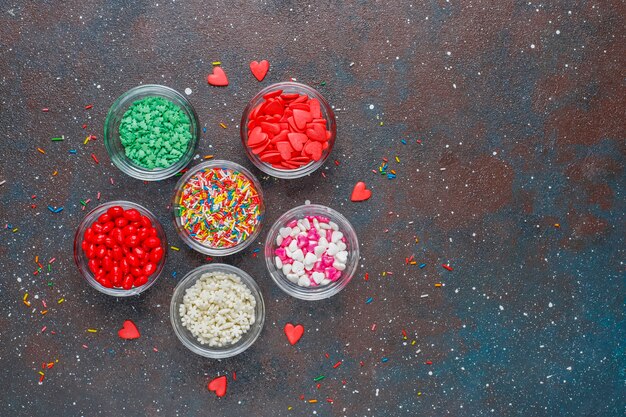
xmin=274 ymin=214 xmax=349 ymax=287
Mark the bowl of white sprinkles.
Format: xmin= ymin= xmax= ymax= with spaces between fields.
xmin=170 ymin=263 xmax=265 ymax=358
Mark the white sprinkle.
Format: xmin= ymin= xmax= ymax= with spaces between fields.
xmin=499 ymin=305 xmax=504 ymax=311
xmin=531 ymin=44 xmax=536 ymax=49
xmin=369 ymin=104 xmax=374 ymax=110
xmin=184 ymin=87 xmax=192 ymax=95
xmin=549 ymin=302 xmax=554 ymax=308
xmin=420 ymin=294 xmax=429 ymax=298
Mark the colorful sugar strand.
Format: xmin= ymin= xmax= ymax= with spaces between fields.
xmin=177 ymin=167 xmax=262 ymax=249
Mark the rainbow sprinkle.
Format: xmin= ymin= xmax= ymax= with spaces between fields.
xmin=176 ymin=167 xmax=262 ymax=249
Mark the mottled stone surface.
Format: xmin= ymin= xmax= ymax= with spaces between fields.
xmin=0 ymin=1 xmax=624 ymax=416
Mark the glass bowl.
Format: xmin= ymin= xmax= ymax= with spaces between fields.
xmin=170 ymin=263 xmax=265 ymax=358
xmin=264 ymin=204 xmax=359 ymax=300
xmin=240 ymin=82 xmax=336 ymax=179
xmin=73 ymin=201 xmax=168 ymax=297
xmin=172 ymin=160 xmax=265 ymax=256
xmin=104 ymin=84 xmax=200 ymax=181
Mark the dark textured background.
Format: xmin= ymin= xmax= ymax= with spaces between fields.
xmin=0 ymin=1 xmax=624 ymax=416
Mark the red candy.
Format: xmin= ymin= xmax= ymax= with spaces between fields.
xmin=246 ymin=90 xmax=332 ymax=170
xmin=81 ymin=207 xmax=163 ymax=290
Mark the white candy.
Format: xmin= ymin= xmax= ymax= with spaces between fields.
xmin=302 ymin=218 xmax=311 ymax=230
xmin=329 ymin=221 xmax=339 ymax=231
xmin=275 ymin=257 xmax=283 ymax=269
xmin=298 ymin=276 xmax=310 ymax=287
xmin=304 ymin=252 xmax=317 ymax=265
xmin=288 ymin=240 xmax=298 ymax=252
xmin=335 ymin=250 xmax=348 ymax=264
xmin=292 ymin=261 xmax=304 ymax=273
xmin=321 ymin=279 xmax=331 ymax=285
xmin=290 ymin=228 xmax=300 ymax=237
xmin=318 ymin=237 xmax=329 ymax=248
xmin=314 ymin=245 xmax=326 ymax=257
xmin=292 ymin=249 xmax=304 ymax=262
xmin=337 ymin=241 xmax=347 ymax=251
xmin=286 ymin=273 xmax=299 ymax=283
xmin=319 ymin=222 xmax=331 ymax=229
xmin=331 ymin=231 xmax=343 ymax=243
xmin=282 ymin=264 xmax=292 ymax=275
xmin=327 ymin=242 xmax=339 ymax=256
xmin=179 ymin=272 xmax=256 ymax=347
xmin=333 ymin=261 xmax=346 ymax=271
xmin=305 ymin=263 xmax=313 ymax=271
xmin=279 ymin=227 xmax=291 ymax=238
xmin=276 ymin=235 xmax=284 ymax=246
xmin=312 ymin=272 xmax=325 ymax=284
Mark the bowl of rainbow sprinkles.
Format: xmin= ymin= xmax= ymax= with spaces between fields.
xmin=171 ymin=160 xmax=265 ymax=256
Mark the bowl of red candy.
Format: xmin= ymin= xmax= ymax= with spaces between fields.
xmin=74 ymin=201 xmax=167 ymax=296
xmin=240 ymin=82 xmax=336 ymax=179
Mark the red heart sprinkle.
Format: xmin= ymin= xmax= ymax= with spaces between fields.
xmin=118 ymin=320 xmax=140 ymax=340
xmin=303 ymin=140 xmax=323 ymax=161
xmin=350 ymin=181 xmax=372 ymax=202
xmin=248 ymin=126 xmax=268 ymax=147
xmin=207 ymin=375 xmax=227 ymax=397
xmin=309 ymin=99 xmax=321 ymax=118
xmin=207 ymin=66 xmax=228 ymax=86
xmin=287 ymin=132 xmax=308 ymax=152
xmin=284 ymin=323 xmax=304 ymax=345
xmin=292 ymin=109 xmax=312 ymax=130
xmin=276 ymin=141 xmax=294 ymax=160
xmin=250 ymin=60 xmax=270 ymax=81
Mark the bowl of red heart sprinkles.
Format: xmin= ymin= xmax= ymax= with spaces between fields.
xmin=240 ymin=82 xmax=336 ymax=179
xmin=264 ymin=204 xmax=359 ymax=300
xmin=74 ymin=201 xmax=167 ymax=297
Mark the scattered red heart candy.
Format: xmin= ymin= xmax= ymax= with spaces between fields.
xmin=351 ymin=181 xmax=372 ymax=202
xmin=284 ymin=323 xmax=304 ymax=345
xmin=250 ymin=60 xmax=270 ymax=81
xmin=207 ymin=66 xmax=229 ymax=86
xmin=208 ymin=375 xmax=227 ymax=397
xmin=118 ymin=320 xmax=140 ymax=340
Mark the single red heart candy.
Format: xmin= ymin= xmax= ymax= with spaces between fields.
xmin=276 ymin=141 xmax=294 ymax=160
xmin=248 ymin=126 xmax=268 ymax=147
xmin=292 ymin=109 xmax=313 ymax=130
xmin=303 ymin=140 xmax=323 ymax=161
xmin=309 ymin=99 xmax=321 ymax=118
xmin=284 ymin=323 xmax=304 ymax=345
xmin=259 ymin=151 xmax=282 ymax=163
xmin=306 ymin=123 xmax=326 ymax=142
xmin=208 ymin=375 xmax=227 ymax=397
xmin=264 ymin=99 xmax=284 ymax=116
xmin=207 ymin=66 xmax=228 ymax=86
xmin=350 ymin=181 xmax=372 ymax=202
xmin=288 ymin=132 xmax=308 ymax=151
xmin=118 ymin=320 xmax=140 ymax=340
xmin=250 ymin=60 xmax=270 ymax=81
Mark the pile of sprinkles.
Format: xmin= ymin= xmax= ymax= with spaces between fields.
xmin=176 ymin=166 xmax=262 ymax=249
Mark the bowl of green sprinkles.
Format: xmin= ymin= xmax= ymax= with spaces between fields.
xmin=104 ymin=85 xmax=200 ymax=181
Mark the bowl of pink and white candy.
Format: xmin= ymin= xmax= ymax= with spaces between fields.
xmin=264 ymin=204 xmax=359 ymax=300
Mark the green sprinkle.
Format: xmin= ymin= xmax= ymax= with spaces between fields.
xmin=313 ymin=375 xmax=326 ymax=382
xmin=118 ymin=96 xmax=192 ymax=169
xmin=51 ymin=136 xmax=64 ymax=141
xmin=320 ymin=81 xmax=326 ymax=86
